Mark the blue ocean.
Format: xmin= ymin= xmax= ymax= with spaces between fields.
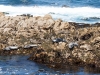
xmin=0 ymin=0 xmax=100 ymax=75
xmin=0 ymin=0 xmax=100 ymax=24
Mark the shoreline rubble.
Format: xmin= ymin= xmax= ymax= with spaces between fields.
xmin=0 ymin=12 xmax=100 ymax=68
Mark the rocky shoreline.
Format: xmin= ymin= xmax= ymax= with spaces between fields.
xmin=0 ymin=12 xmax=100 ymax=68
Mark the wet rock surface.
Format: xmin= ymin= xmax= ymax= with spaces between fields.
xmin=0 ymin=13 xmax=100 ymax=68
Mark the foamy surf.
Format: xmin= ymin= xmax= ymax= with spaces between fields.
xmin=0 ymin=5 xmax=100 ymax=24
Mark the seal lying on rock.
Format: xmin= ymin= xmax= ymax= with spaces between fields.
xmin=4 ymin=46 xmax=19 ymax=50
xmin=24 ymin=44 xmax=38 ymax=49
xmin=52 ymin=38 xmax=66 ymax=43
xmin=68 ymin=42 xmax=78 ymax=50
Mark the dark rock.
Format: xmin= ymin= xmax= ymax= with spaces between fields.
xmin=55 ymin=51 xmax=61 ymax=57
xmin=20 ymin=14 xmax=33 ymax=17
xmin=62 ymin=5 xmax=69 ymax=8
xmin=73 ymin=36 xmax=78 ymax=41
xmin=80 ymin=32 xmax=93 ymax=40
xmin=26 ymin=14 xmax=33 ymax=17
xmin=21 ymin=14 xmax=27 ymax=16
xmin=81 ymin=17 xmax=100 ymax=21
xmin=2 ymin=12 xmax=9 ymax=15
xmin=49 ymin=12 xmax=55 ymax=14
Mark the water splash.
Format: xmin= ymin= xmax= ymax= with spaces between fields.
xmin=0 ymin=5 xmax=100 ymax=24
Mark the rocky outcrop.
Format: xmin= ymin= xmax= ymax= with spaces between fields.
xmin=0 ymin=13 xmax=100 ymax=68
xmin=0 ymin=12 xmax=4 ymax=17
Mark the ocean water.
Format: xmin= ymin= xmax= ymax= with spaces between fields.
xmin=0 ymin=55 xmax=100 ymax=75
xmin=0 ymin=55 xmax=54 ymax=75
xmin=0 ymin=0 xmax=100 ymax=24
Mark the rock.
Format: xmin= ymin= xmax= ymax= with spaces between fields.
xmin=7 ymin=38 xmax=16 ymax=46
xmin=60 ymin=22 xmax=70 ymax=29
xmin=0 ymin=28 xmax=4 ymax=33
xmin=98 ymin=27 xmax=100 ymax=31
xmin=2 ymin=12 xmax=9 ymax=15
xmin=53 ymin=19 xmax=62 ymax=31
xmin=0 ymin=12 xmax=4 ymax=17
xmin=82 ymin=17 xmax=100 ymax=21
xmin=20 ymin=14 xmax=33 ymax=17
xmin=91 ymin=37 xmax=100 ymax=43
xmin=57 ymin=42 xmax=66 ymax=50
xmin=80 ymin=32 xmax=93 ymax=40
xmin=70 ymin=26 xmax=75 ymax=33
xmin=0 ymin=14 xmax=100 ymax=68
xmin=49 ymin=12 xmax=55 ymax=14
xmin=37 ymin=20 xmax=45 ymax=26
xmin=3 ymin=28 xmax=12 ymax=34
xmin=43 ymin=19 xmax=55 ymax=29
xmin=0 ymin=44 xmax=5 ymax=50
xmin=80 ymin=44 xmax=92 ymax=51
xmin=43 ymin=14 xmax=52 ymax=20
xmin=62 ymin=5 xmax=69 ymax=8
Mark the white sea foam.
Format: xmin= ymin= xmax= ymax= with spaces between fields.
xmin=0 ymin=5 xmax=100 ymax=23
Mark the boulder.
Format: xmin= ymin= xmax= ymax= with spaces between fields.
xmin=80 ymin=44 xmax=92 ymax=51
xmin=70 ymin=26 xmax=76 ymax=33
xmin=57 ymin=42 xmax=66 ymax=50
xmin=0 ymin=12 xmax=4 ymax=17
xmin=98 ymin=27 xmax=100 ymax=31
xmin=53 ymin=19 xmax=62 ymax=31
xmin=80 ymin=32 xmax=93 ymax=40
xmin=91 ymin=37 xmax=100 ymax=43
xmin=43 ymin=14 xmax=52 ymax=20
xmin=60 ymin=22 xmax=70 ymax=29
xmin=3 ymin=28 xmax=12 ymax=34
xmin=0 ymin=44 xmax=5 ymax=50
xmin=43 ymin=19 xmax=55 ymax=29
xmin=0 ymin=28 xmax=4 ymax=33
xmin=37 ymin=20 xmax=44 ymax=26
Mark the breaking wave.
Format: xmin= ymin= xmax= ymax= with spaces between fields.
xmin=0 ymin=5 xmax=100 ymax=24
